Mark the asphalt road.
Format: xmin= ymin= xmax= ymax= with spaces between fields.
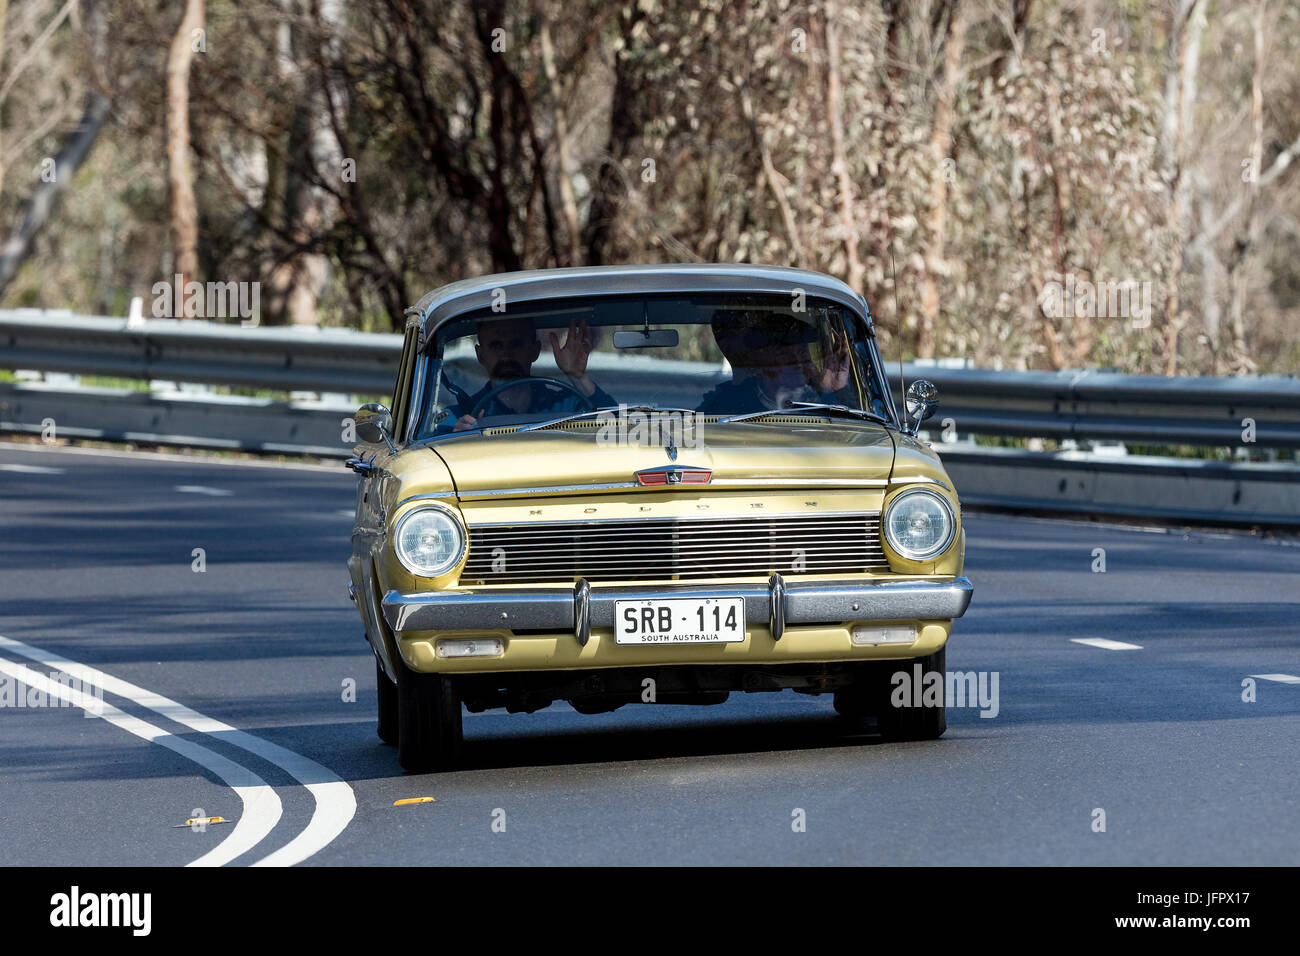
xmin=1 ymin=440 xmax=1297 ymax=866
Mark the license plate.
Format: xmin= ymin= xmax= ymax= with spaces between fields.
xmin=614 ymin=597 xmax=745 ymax=645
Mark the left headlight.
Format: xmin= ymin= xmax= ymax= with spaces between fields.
xmin=393 ymin=505 xmax=466 ymax=577
xmin=883 ymin=488 xmax=956 ymax=561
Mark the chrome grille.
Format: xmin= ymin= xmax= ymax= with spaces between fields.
xmin=462 ymin=512 xmax=888 ymax=583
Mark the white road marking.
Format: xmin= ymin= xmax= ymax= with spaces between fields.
xmin=1070 ymin=637 xmax=1143 ymax=651
xmin=1250 ymin=673 xmax=1300 ymax=684
xmin=174 ymin=485 xmax=234 ymax=496
xmin=0 ymin=656 xmax=282 ymax=868
xmin=0 ymin=439 xmax=343 ymax=472
xmin=0 ymin=463 xmax=65 ymax=474
xmin=0 ymin=635 xmax=357 ymax=867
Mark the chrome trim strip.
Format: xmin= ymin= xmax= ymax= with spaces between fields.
xmin=466 ymin=510 xmax=881 ymax=528
xmin=708 ymin=478 xmax=889 ymax=488
xmin=888 ymin=476 xmax=954 ymax=492
xmin=395 ymin=491 xmax=459 ymax=509
xmin=867 ymin=336 xmax=903 ymax=427
xmin=403 ymin=352 xmax=428 ymax=445
xmin=456 ymin=482 xmax=640 ymax=499
xmin=382 ymin=577 xmax=974 ymax=632
xmin=455 ymin=478 xmax=890 ymax=499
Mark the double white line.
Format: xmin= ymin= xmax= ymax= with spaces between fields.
xmin=0 ymin=635 xmax=356 ymax=867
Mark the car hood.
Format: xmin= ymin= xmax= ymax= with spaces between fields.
xmin=423 ymin=420 xmax=896 ymax=496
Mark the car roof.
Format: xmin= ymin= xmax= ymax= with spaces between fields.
xmin=409 ymin=263 xmax=871 ymax=341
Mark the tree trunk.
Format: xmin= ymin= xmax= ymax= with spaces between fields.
xmin=263 ymin=0 xmax=343 ymax=326
xmin=0 ymin=89 xmax=108 ymax=299
xmin=739 ymin=83 xmax=805 ymax=268
xmin=824 ymin=0 xmax=864 ymax=293
xmin=916 ymin=0 xmax=968 ymax=359
xmin=1226 ymin=0 xmax=1265 ymax=373
xmin=166 ymin=0 xmax=204 ymax=317
xmin=1157 ymin=0 xmax=1204 ymax=375
xmin=583 ymin=2 xmax=646 ymax=265
xmin=540 ymin=18 xmax=581 ymax=267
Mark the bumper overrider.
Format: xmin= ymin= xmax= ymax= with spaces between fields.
xmin=382 ymin=576 xmax=974 ymax=646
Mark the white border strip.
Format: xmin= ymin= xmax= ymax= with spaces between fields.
xmin=0 ymin=656 xmax=282 ymax=867
xmin=0 ymin=439 xmax=343 ymax=472
xmin=0 ymin=635 xmax=356 ymax=867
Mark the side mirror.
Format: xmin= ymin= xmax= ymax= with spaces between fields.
xmin=355 ymin=403 xmax=395 ymax=449
xmin=904 ymin=379 xmax=939 ymax=434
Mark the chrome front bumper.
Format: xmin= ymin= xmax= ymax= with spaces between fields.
xmin=382 ymin=576 xmax=974 ymax=646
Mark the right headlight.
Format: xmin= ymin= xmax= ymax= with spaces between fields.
xmin=393 ymin=505 xmax=466 ymax=577
xmin=883 ymin=488 xmax=955 ymax=561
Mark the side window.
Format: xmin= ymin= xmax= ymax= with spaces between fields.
xmin=389 ymin=326 xmax=417 ymax=443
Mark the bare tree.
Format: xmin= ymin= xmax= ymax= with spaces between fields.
xmin=165 ymin=0 xmax=204 ymax=316
xmin=917 ymin=0 xmax=968 ymax=359
xmin=823 ymin=0 xmax=864 ymax=293
xmin=0 ymin=0 xmax=108 ymax=298
xmin=1156 ymin=0 xmax=1206 ymax=374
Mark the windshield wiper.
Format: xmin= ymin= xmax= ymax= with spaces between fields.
xmin=718 ymin=402 xmax=890 ymax=426
xmin=515 ymin=404 xmax=695 ymax=434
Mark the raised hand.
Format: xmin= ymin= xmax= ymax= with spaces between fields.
xmin=810 ymin=328 xmax=852 ymax=394
xmin=547 ymin=317 xmax=597 ymax=396
xmin=548 ymin=317 xmax=592 ymax=377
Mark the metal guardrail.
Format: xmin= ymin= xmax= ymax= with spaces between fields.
xmin=0 ymin=310 xmax=399 ymax=394
xmin=910 ymin=366 xmax=1300 ymax=448
xmin=0 ymin=380 xmax=355 ymax=458
xmin=3 ymin=310 xmax=1299 ymax=526
xmin=939 ymin=446 xmax=1300 ymax=527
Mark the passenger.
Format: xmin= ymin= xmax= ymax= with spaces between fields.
xmin=696 ymin=309 xmax=853 ymax=415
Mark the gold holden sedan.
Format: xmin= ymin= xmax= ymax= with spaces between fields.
xmin=346 ymin=264 xmax=973 ymax=770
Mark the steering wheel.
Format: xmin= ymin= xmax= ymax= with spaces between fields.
xmin=469 ymin=376 xmax=595 ymax=418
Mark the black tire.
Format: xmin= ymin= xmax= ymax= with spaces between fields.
xmin=376 ymin=657 xmax=398 ymax=745
xmin=832 ymin=680 xmax=871 ymax=718
xmin=395 ymin=660 xmax=463 ymax=772
xmin=875 ymin=645 xmax=946 ymax=741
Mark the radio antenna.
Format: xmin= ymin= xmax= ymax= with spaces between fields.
xmin=890 ymin=254 xmax=906 ymax=417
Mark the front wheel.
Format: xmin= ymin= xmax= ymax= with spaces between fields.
xmin=834 ymin=645 xmax=946 ymax=741
xmin=395 ymin=660 xmax=463 ymax=772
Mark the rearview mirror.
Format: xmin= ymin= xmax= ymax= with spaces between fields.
xmin=614 ymin=328 xmax=679 ymax=349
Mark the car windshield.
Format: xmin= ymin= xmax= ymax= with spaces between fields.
xmin=412 ymin=292 xmax=893 ymax=439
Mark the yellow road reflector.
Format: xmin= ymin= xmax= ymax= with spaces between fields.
xmin=393 ymin=797 xmax=436 ymax=806
xmin=172 ymin=816 xmax=230 ymax=828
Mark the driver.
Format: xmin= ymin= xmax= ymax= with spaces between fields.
xmin=447 ymin=315 xmax=615 ymax=431
xmin=696 ymin=309 xmax=853 ymax=415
